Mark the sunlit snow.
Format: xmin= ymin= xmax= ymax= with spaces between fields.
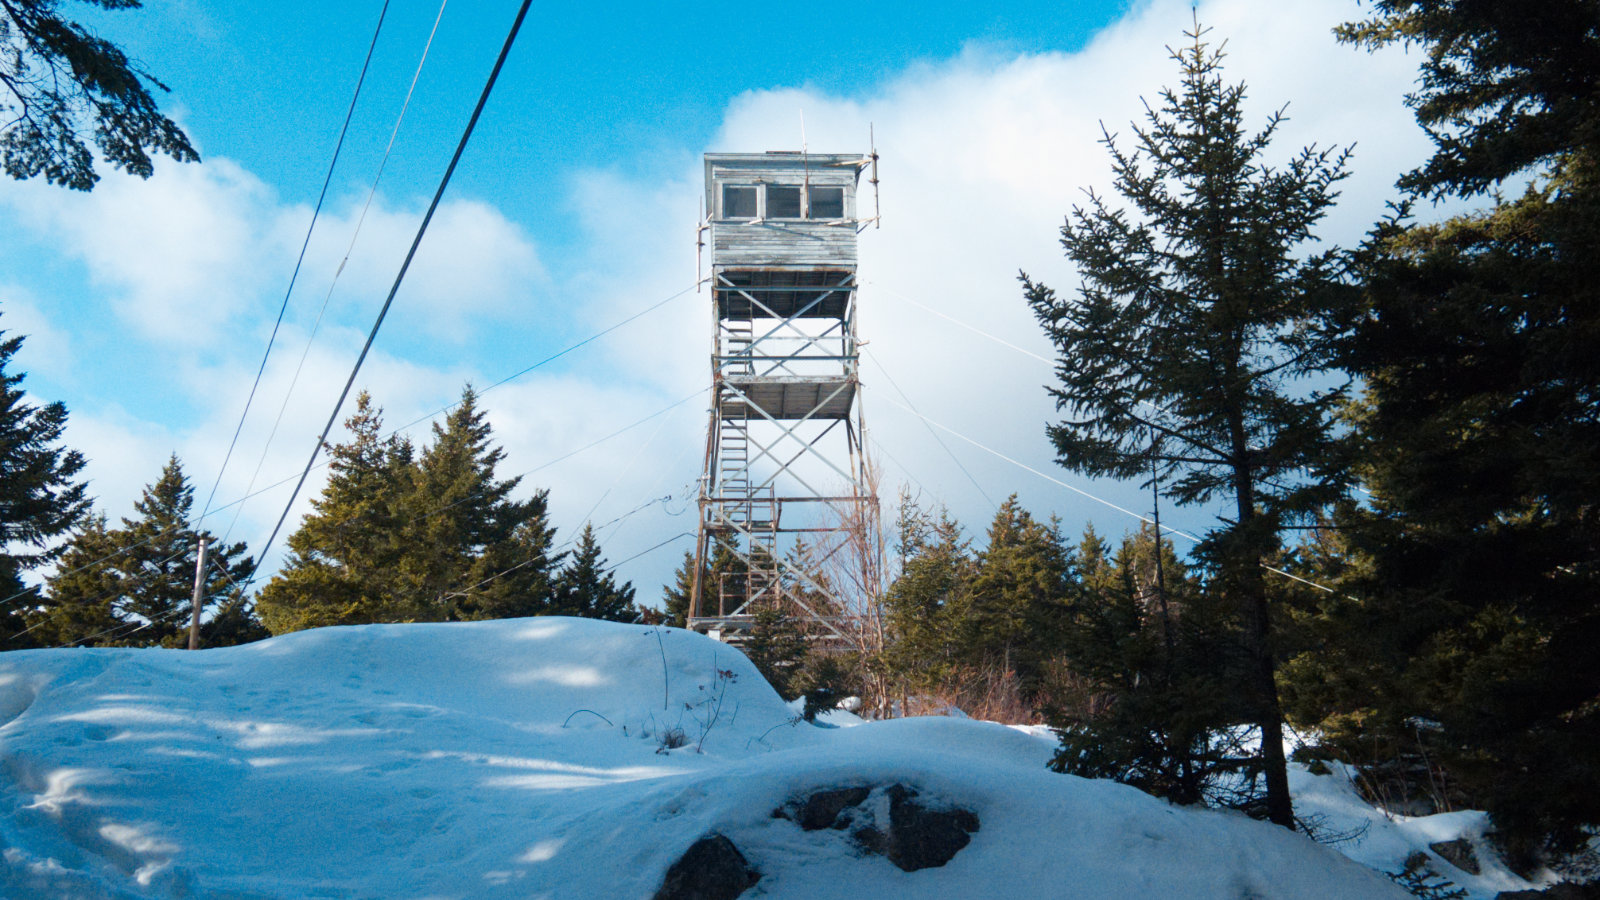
xmin=0 ymin=618 xmax=1521 ymax=898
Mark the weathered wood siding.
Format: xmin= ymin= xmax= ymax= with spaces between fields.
xmin=711 ymin=221 xmax=857 ymax=268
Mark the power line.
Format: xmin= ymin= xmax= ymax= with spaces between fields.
xmin=864 ymin=349 xmax=995 ymax=509
xmin=596 ymin=439 xmax=698 ymax=552
xmin=356 ymin=392 xmax=705 ymax=561
xmin=869 ymin=434 xmax=929 ymax=498
xmin=48 ymin=602 xmax=194 ymax=650
xmin=200 ymin=0 xmax=395 ymax=524
xmin=444 ymin=498 xmax=692 ymax=602
xmin=6 ymin=387 xmax=699 ymax=633
xmin=872 ymin=277 xmax=1373 ymax=499
xmin=577 ymin=405 xmax=677 ymax=534
xmin=11 ymin=547 xmax=193 ymax=641
xmin=872 ymin=381 xmax=1186 ymax=539
xmin=870 ymin=377 xmax=1350 ymax=597
xmin=252 ymin=0 xmax=535 ymax=584
xmin=215 ymin=285 xmax=697 ymax=552
xmin=870 ymin=280 xmax=1052 ymax=364
xmin=222 ymin=0 xmax=452 ymax=548
xmin=380 ymin=284 xmax=695 ymax=446
xmin=5 ymin=272 xmax=699 ymax=617
xmin=606 ymin=532 xmax=694 ymax=574
xmin=1 ymin=376 xmax=704 ymax=620
xmin=515 ymin=389 xmax=707 ymax=480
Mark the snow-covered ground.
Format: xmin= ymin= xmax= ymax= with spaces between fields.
xmin=0 ymin=618 xmax=1532 ymax=898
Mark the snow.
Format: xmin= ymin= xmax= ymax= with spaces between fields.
xmin=1289 ymin=758 xmax=1541 ymax=898
xmin=0 ymin=617 xmax=1479 ymax=898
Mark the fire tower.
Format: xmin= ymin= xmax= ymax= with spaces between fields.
xmin=689 ymin=150 xmax=880 ymax=644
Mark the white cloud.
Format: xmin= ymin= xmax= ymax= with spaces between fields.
xmin=0 ymin=284 xmax=74 ymax=375
xmin=1 ymin=0 xmax=1438 ymax=601
xmin=0 ymin=150 xmax=553 ymax=574
xmin=1 ymin=156 xmax=288 ymax=343
xmin=282 ymin=192 xmax=548 ymax=344
xmin=569 ymin=0 xmax=1434 ymax=581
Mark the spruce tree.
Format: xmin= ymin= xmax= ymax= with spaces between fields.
xmin=551 ymin=523 xmax=635 ymax=622
xmin=1022 ymin=27 xmax=1352 ymax=828
xmin=965 ymin=497 xmax=1074 ymax=703
xmin=402 ymin=386 xmax=555 ymax=622
xmin=260 ymin=387 xmax=562 ymax=632
xmin=1050 ymin=525 xmax=1251 ymax=808
xmin=257 ymin=393 xmax=415 ymax=632
xmin=662 ymin=550 xmax=696 ymax=627
xmin=1293 ymin=0 xmax=1600 ymax=855
xmin=883 ymin=507 xmax=975 ymax=698
xmin=453 ymin=491 xmax=560 ymax=621
xmin=0 ymin=325 xmax=91 ymax=647
xmin=25 ymin=514 xmax=119 ymax=645
xmin=40 ymin=455 xmax=255 ymax=647
xmin=742 ymin=603 xmax=810 ymax=698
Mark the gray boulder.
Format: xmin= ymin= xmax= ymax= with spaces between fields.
xmin=654 ymin=833 xmax=760 ymax=900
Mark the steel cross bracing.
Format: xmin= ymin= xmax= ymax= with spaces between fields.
xmin=689 ymin=262 xmax=877 ymax=646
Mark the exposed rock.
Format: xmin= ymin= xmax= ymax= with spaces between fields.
xmin=1496 ymin=885 xmax=1600 ymax=900
xmin=778 ymin=782 xmax=981 ymax=872
xmin=883 ymin=784 xmax=981 ymax=872
xmin=654 ymin=833 xmax=760 ymax=900
xmin=852 ymin=824 xmax=887 ymax=856
xmin=1431 ymin=838 xmax=1481 ymax=875
xmin=786 ymin=786 xmax=871 ymax=831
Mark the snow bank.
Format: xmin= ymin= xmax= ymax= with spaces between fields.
xmin=0 ymin=618 xmax=1409 ymax=898
xmin=1289 ymin=758 xmax=1543 ymax=898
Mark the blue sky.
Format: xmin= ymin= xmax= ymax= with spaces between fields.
xmin=0 ymin=0 xmax=1434 ymax=605
xmin=81 ymin=0 xmax=1132 ymax=234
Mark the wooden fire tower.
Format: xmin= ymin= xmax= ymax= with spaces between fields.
xmin=689 ymin=150 xmax=880 ymax=644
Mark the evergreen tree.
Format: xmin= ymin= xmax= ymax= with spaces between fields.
xmin=1022 ymin=27 xmax=1352 ymax=828
xmin=741 ymin=603 xmax=810 ymax=698
xmin=39 ymin=455 xmax=255 ymax=647
xmin=883 ymin=506 xmax=975 ymax=696
xmin=551 ymin=523 xmax=635 ymax=622
xmin=1 ymin=0 xmax=198 ymax=190
xmin=25 ymin=514 xmax=119 ymax=645
xmin=257 ymin=393 xmax=415 ymax=632
xmin=1050 ymin=525 xmax=1252 ymax=809
xmin=1291 ymin=0 xmax=1600 ymax=855
xmin=259 ymin=387 xmax=563 ymax=633
xmin=402 ymin=386 xmax=556 ymax=622
xmin=452 ymin=490 xmax=560 ymax=621
xmin=964 ymin=497 xmax=1074 ymax=703
xmin=661 ymin=550 xmax=695 ymax=627
xmin=201 ymin=592 xmax=269 ymax=647
xmin=0 ymin=325 xmax=91 ymax=648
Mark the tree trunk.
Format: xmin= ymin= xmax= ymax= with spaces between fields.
xmin=1231 ymin=425 xmax=1294 ymax=830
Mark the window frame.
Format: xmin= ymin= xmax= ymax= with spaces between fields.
xmin=765 ymin=184 xmax=803 ymax=220
xmin=721 ymin=183 xmax=759 ymax=220
xmin=807 ymin=185 xmax=845 ymax=220
xmin=715 ymin=180 xmax=853 ymax=221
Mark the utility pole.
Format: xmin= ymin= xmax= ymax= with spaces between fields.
xmin=188 ymin=536 xmax=209 ymax=651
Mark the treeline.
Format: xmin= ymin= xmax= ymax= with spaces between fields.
xmin=0 ymin=364 xmax=641 ymax=649
xmin=255 ymin=389 xmax=636 ymax=632
xmin=0 ymin=330 xmax=261 ymax=650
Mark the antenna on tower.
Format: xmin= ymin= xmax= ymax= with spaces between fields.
xmin=801 ymin=109 xmax=810 ymax=217
xmin=869 ymin=123 xmax=881 ymax=230
xmin=696 ymin=193 xmax=706 ymax=292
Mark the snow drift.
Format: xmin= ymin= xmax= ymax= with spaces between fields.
xmin=0 ymin=617 xmax=1413 ymax=898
